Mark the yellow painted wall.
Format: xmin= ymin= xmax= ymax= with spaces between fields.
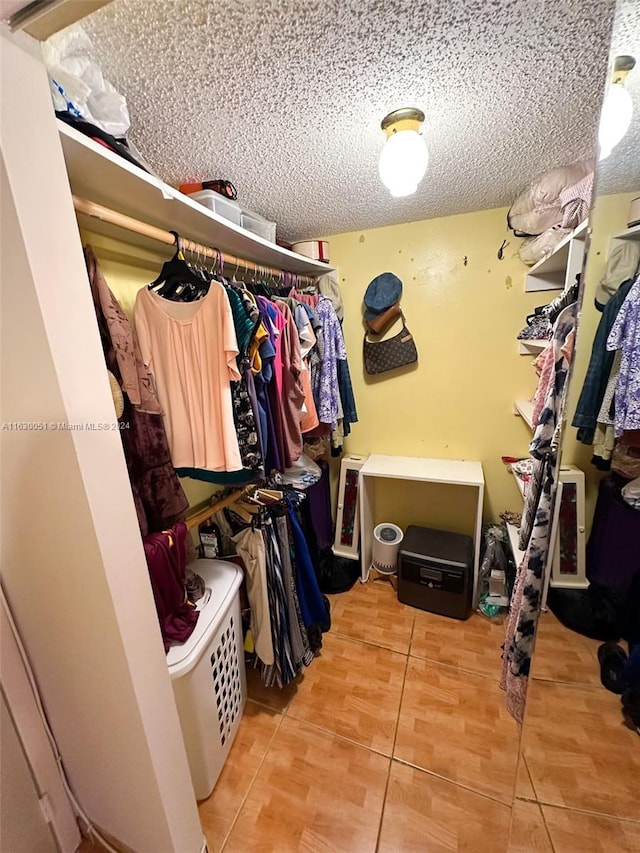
xmin=325 ymin=206 xmax=548 ymax=528
xmin=84 ymin=194 xmax=635 ymax=538
xmin=562 ymin=191 xmax=639 ymax=531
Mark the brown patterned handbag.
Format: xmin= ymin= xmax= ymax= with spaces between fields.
xmin=363 ymin=314 xmax=418 ymax=375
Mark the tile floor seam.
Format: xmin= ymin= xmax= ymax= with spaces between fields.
xmin=522 ymin=754 xmax=537 ymax=802
xmin=375 ymin=635 xmax=414 ymax=853
xmin=407 ymin=650 xmax=504 ymax=683
xmin=531 ymin=675 xmax=604 ymax=691
xmin=332 ymin=629 xmax=411 ymax=656
xmin=536 ymin=800 xmax=558 ymax=853
xmin=392 ymin=624 xmax=413 ymax=752
xmin=536 ymin=800 xmax=640 ymax=825
xmin=282 ymin=710 xmax=397 ymax=760
xmin=374 ymin=759 xmax=393 ymax=853
xmin=217 ymin=709 xmax=286 ymax=853
xmin=246 ymin=695 xmax=292 ymax=715
xmin=324 ymin=630 xmax=409 ymax=661
xmin=524 ymin=752 xmax=640 ymax=824
xmin=390 ymin=756 xmax=514 ymax=809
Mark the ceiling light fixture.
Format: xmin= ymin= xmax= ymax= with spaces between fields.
xmin=378 ymin=107 xmax=429 ymax=198
xmin=598 ymin=54 xmax=635 ymax=161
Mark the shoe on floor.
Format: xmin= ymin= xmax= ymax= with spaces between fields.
xmin=598 ymin=642 xmax=628 ymax=694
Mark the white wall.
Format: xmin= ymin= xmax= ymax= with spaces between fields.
xmin=0 ymin=29 xmax=203 ymax=853
xmin=1 ymin=694 xmax=58 ymax=853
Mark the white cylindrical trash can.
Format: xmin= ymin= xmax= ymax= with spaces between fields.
xmin=167 ymin=559 xmax=246 ymax=800
xmin=371 ymin=523 xmax=404 ymax=575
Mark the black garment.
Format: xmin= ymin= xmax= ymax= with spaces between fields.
xmin=231 ymin=366 xmax=262 ymax=472
xmin=547 ymin=586 xmax=620 ymax=641
xmin=586 ymin=475 xmax=640 ymax=601
xmin=316 ymin=551 xmax=360 ymax=594
xmin=56 ymin=111 xmax=149 ymax=172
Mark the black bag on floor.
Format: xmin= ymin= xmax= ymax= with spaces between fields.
xmin=316 ymin=549 xmax=360 ymax=594
xmin=547 ymin=585 xmax=621 ymax=641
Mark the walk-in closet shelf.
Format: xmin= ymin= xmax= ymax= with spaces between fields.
xmin=513 ymin=398 xmax=534 ymax=429
xmin=511 ymin=470 xmax=526 ymax=498
xmin=524 ymin=219 xmax=588 ymax=292
xmin=615 ymin=223 xmax=640 ymax=241
xmin=506 ymin=521 xmax=525 ymax=566
xmin=517 ymin=338 xmax=549 ymax=355
xmin=58 ymin=121 xmax=333 ymax=276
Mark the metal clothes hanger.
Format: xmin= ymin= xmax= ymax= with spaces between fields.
xmin=181 ymin=240 xmax=210 ymax=301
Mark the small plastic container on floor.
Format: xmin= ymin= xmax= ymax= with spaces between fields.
xmin=167 ymin=559 xmax=246 ymax=800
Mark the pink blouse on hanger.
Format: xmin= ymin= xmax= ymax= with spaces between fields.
xmin=134 ymin=283 xmax=243 ymax=472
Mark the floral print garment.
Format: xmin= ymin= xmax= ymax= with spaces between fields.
xmin=502 ymin=303 xmax=576 ymax=723
xmin=312 ymin=296 xmax=347 ymax=429
xmin=519 ymin=304 xmax=576 ymax=553
xmin=501 ymin=452 xmax=557 ymax=722
xmin=607 ymin=276 xmax=640 ymax=436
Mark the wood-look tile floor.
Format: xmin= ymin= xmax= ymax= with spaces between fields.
xmin=528 ymin=610 xmax=602 ymax=687
xmin=199 ymin=580 xmax=519 ymax=852
xmin=78 ymin=588 xmax=639 ymax=853
xmin=510 ymin=608 xmax=640 ymax=852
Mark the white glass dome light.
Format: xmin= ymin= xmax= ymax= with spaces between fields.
xmin=378 ymin=108 xmax=429 ymax=197
xmin=598 ymin=55 xmax=635 ymax=161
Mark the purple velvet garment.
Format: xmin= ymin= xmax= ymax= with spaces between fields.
xmin=119 ymin=396 xmax=189 ymax=536
xmin=143 ymin=522 xmax=199 ymax=652
xmin=586 ymin=475 xmax=640 ymax=599
xmin=85 ymin=247 xmax=189 ymax=536
xmin=306 ymin=459 xmax=334 ymax=550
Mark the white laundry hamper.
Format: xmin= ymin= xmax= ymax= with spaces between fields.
xmin=371 ymin=523 xmax=404 ymax=575
xmin=167 ymin=559 xmax=246 ymax=800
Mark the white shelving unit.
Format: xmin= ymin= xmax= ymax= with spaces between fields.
xmin=506 ymin=220 xmax=595 ymax=606
xmin=517 ymin=338 xmax=549 ymax=355
xmin=507 ymin=465 xmax=587 ymax=608
xmin=58 ymin=121 xmax=332 ymax=276
xmin=514 ymin=223 xmax=589 ymax=428
xmin=524 ymin=219 xmax=588 ymax=292
xmin=513 ymin=398 xmax=534 ymax=430
xmin=602 ymin=225 xmax=640 ymax=296
xmin=506 ymin=522 xmax=526 ymax=567
xmin=358 ymin=454 xmax=485 ymax=605
xmin=511 ymin=470 xmax=527 ymax=499
xmin=334 ymin=454 xmax=368 ymax=560
xmin=615 ymin=223 xmax=640 ymax=241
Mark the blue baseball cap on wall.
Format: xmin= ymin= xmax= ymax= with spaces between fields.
xmin=363 ymin=272 xmax=402 ymax=320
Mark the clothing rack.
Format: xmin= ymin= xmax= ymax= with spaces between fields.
xmin=185 ymin=485 xmax=256 ymax=531
xmin=72 ymin=195 xmax=316 ymax=286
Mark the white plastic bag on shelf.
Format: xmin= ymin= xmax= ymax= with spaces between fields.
xmin=42 ymin=24 xmax=130 ymax=137
xmin=518 ymin=227 xmax=571 ymax=266
xmin=280 ymin=454 xmax=322 ymax=490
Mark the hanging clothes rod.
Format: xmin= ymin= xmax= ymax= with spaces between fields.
xmin=72 ymin=195 xmax=316 ymax=285
xmin=185 ymin=485 xmax=256 ymax=531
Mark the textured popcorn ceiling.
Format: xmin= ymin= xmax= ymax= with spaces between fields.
xmin=82 ymin=0 xmax=636 ymax=242
xmin=597 ymin=0 xmax=640 ymax=198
